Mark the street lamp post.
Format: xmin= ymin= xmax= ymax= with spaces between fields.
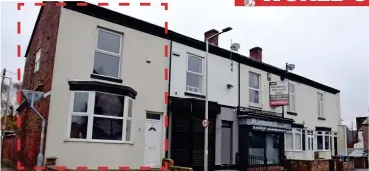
xmin=204 ymin=27 xmax=232 ymax=171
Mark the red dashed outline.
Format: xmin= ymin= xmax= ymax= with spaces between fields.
xmin=16 ymin=1 xmax=170 ymax=170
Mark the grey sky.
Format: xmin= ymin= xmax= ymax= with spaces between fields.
xmin=1 ymin=1 xmax=368 ymax=127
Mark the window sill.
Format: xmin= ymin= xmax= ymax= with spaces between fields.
xmin=91 ymin=74 xmax=123 ymax=83
xmin=287 ymin=111 xmax=298 ymax=116
xmin=318 ymin=117 xmax=326 ymax=120
xmin=184 ymin=92 xmax=205 ymax=99
xmin=64 ymin=139 xmax=133 ymax=145
xmin=316 ymin=150 xmax=331 ymax=152
xmin=285 ymin=150 xmax=303 ymax=152
xmin=248 ymin=103 xmax=262 ymax=109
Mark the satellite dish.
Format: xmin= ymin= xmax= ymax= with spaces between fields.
xmin=287 ymin=64 xmax=295 ymax=70
xmin=230 ymin=43 xmax=241 ymax=52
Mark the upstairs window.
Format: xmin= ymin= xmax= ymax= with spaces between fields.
xmin=317 ymin=93 xmax=324 ymax=117
xmin=186 ymin=54 xmax=204 ymax=94
xmin=288 ymin=84 xmax=296 ymax=112
xmin=34 ymin=49 xmax=41 ymax=73
xmin=93 ymin=28 xmax=122 ymax=78
xmin=249 ymin=72 xmax=260 ymax=104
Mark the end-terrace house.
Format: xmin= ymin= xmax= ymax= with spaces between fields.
xmin=17 ymin=2 xmax=169 ymax=169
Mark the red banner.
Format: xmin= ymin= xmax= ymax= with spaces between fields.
xmin=235 ymin=0 xmax=369 ymax=6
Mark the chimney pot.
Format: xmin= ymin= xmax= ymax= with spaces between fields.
xmin=204 ymin=29 xmax=219 ymax=46
xmin=249 ymin=47 xmax=263 ymax=62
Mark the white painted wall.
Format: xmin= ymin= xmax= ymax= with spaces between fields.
xmin=337 ymin=125 xmax=348 ymax=155
xmin=44 ymin=8 xmax=169 ymax=169
xmin=215 ymin=107 xmax=238 ymax=165
xmin=239 ymin=61 xmax=341 ymax=160
xmin=170 ymin=42 xmax=238 ymax=107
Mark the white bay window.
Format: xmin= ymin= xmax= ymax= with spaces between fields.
xmin=317 ymin=131 xmax=331 ymax=151
xmin=306 ymin=130 xmax=314 ymax=151
xmin=285 ymin=128 xmax=302 ymax=151
xmin=69 ymin=91 xmax=133 ymax=142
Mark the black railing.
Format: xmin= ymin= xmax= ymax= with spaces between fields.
xmin=248 ymin=155 xmax=267 ymax=171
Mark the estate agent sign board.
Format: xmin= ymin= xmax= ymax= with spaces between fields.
xmin=269 ymin=81 xmax=289 ymax=106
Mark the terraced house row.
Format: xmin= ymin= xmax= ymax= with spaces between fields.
xmin=14 ymin=1 xmax=344 ymax=171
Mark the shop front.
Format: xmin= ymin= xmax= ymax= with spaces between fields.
xmin=237 ymin=108 xmax=294 ymax=170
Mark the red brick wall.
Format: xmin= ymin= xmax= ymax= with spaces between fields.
xmin=18 ymin=2 xmax=61 ymax=170
xmin=310 ymin=160 xmax=329 ymax=171
xmin=285 ymin=159 xmax=331 ymax=171
xmin=343 ymin=161 xmax=354 ymax=171
xmin=362 ymin=125 xmax=368 ymax=150
xmin=1 ymin=135 xmax=17 ymax=168
xmin=247 ymin=166 xmax=283 ymax=171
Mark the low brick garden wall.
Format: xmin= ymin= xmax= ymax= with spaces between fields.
xmin=285 ymin=159 xmax=355 ymax=171
xmin=247 ymin=166 xmax=284 ymax=171
xmin=343 ymin=161 xmax=354 ymax=171
xmin=284 ymin=159 xmax=325 ymax=171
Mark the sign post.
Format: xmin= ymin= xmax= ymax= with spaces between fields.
xmin=21 ymin=90 xmax=45 ymax=171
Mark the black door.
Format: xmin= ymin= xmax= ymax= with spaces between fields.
xmin=171 ymin=101 xmax=192 ymax=167
xmin=170 ymin=98 xmax=219 ymax=171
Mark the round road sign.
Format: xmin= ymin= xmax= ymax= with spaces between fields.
xmin=202 ymin=119 xmax=209 ymax=127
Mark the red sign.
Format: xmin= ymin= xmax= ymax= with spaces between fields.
xmin=202 ymin=119 xmax=209 ymax=127
xmin=270 ymin=100 xmax=289 ymax=106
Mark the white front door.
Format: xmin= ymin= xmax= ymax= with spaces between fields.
xmin=144 ymin=113 xmax=162 ymax=168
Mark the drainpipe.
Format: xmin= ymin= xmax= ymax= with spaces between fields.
xmin=165 ymin=39 xmax=173 ymax=159
xmin=30 ymin=93 xmax=46 ymax=170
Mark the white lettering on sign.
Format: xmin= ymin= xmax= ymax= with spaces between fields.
xmin=269 ymin=81 xmax=289 ymax=106
xmin=247 ymin=118 xmax=291 ymax=130
xmin=251 ymin=118 xmax=278 ymax=127
xmin=252 ymin=126 xmax=288 ymax=133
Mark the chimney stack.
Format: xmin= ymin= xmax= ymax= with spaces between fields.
xmin=249 ymin=47 xmax=263 ymax=62
xmin=204 ymin=29 xmax=219 ymax=46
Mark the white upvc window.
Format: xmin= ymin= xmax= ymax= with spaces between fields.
xmin=34 ymin=49 xmax=41 ymax=73
xmin=317 ymin=131 xmax=331 ymax=151
xmin=288 ymin=84 xmax=296 ymax=112
xmin=93 ymin=28 xmax=123 ymax=78
xmin=317 ymin=93 xmax=324 ymax=117
xmin=68 ymin=91 xmax=134 ymax=143
xmin=249 ymin=72 xmax=261 ymax=104
xmin=306 ymin=130 xmax=314 ymax=151
xmin=186 ymin=53 xmax=204 ymax=94
xmin=285 ymin=128 xmax=302 ymax=151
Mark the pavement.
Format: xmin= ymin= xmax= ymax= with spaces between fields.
xmin=1 ymin=164 xmax=14 ymax=171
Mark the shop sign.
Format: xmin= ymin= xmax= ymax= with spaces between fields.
xmin=269 ymin=81 xmax=289 ymax=106
xmin=246 ymin=118 xmax=291 ymax=130
xmin=239 ymin=107 xmax=282 ymax=117
xmin=252 ymin=126 xmax=289 ymax=133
